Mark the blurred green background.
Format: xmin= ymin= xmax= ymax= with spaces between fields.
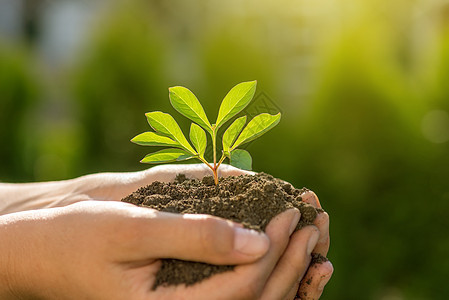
xmin=1 ymin=0 xmax=449 ymax=298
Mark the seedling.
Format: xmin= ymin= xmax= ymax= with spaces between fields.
xmin=131 ymin=80 xmax=281 ymax=185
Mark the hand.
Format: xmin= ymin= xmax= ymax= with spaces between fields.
xmin=295 ymin=191 xmax=333 ymax=299
xmin=0 ymin=164 xmax=250 ymax=214
xmin=0 ymin=164 xmax=332 ymax=299
xmin=79 ymin=163 xmax=333 ymax=297
xmin=0 ymin=201 xmax=317 ymax=300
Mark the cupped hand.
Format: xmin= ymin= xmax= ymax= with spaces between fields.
xmin=0 ymin=200 xmax=320 ymax=300
xmin=0 ymin=164 xmax=249 ymax=215
xmin=0 ymin=164 xmax=332 ymax=299
xmin=73 ymin=167 xmax=333 ymax=299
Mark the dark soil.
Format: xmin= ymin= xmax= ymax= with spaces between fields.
xmin=311 ymin=253 xmax=329 ymax=265
xmin=122 ymin=172 xmax=322 ymax=290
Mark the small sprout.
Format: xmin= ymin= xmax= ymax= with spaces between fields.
xmin=131 ymin=80 xmax=281 ymax=185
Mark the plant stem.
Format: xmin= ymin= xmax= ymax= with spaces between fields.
xmin=211 ymin=127 xmax=219 ymax=185
xmin=198 ymin=156 xmax=219 ymax=185
xmin=212 ymin=129 xmax=217 ymax=169
xmin=198 ymin=156 xmax=214 ymax=172
xmin=212 ymin=169 xmax=219 ymax=185
xmin=216 ymin=154 xmax=226 ymax=169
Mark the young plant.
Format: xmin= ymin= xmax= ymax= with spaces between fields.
xmin=131 ymin=80 xmax=281 ymax=185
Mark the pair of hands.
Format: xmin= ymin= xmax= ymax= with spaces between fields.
xmin=0 ymin=164 xmax=333 ymax=299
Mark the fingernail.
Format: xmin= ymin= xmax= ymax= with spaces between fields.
xmin=301 ymin=191 xmax=322 ymax=209
xmin=307 ymin=228 xmax=320 ymax=255
xmin=234 ymin=227 xmax=270 ymax=257
xmin=288 ymin=209 xmax=301 ymax=236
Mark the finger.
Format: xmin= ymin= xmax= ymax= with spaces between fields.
xmin=297 ymin=260 xmax=333 ymax=300
xmin=157 ymin=208 xmax=300 ymax=300
xmin=144 ymin=164 xmax=253 ymax=182
xmin=143 ymin=164 xmax=212 ymax=182
xmin=312 ymin=212 xmax=330 ymax=256
xmin=301 ymin=191 xmax=330 ymax=256
xmin=114 ymin=205 xmax=270 ymax=265
xmin=260 ymin=226 xmax=319 ymax=300
xmin=217 ymin=164 xmax=255 ymax=177
xmin=285 ymin=283 xmax=300 ymax=300
xmin=231 ymin=209 xmax=301 ymax=299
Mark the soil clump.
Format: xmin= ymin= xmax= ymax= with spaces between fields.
xmin=122 ymin=172 xmax=322 ymax=289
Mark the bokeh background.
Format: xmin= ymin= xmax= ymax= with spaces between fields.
xmin=1 ymin=0 xmax=449 ymax=298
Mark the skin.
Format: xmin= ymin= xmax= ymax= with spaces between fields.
xmin=296 ymin=191 xmax=334 ymax=300
xmin=0 ymin=164 xmax=332 ymax=299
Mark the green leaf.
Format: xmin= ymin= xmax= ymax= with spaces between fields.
xmin=169 ymin=86 xmax=213 ymax=134
xmin=222 ymin=116 xmax=247 ymax=155
xmin=141 ymin=148 xmax=195 ymax=164
xmin=131 ymin=132 xmax=180 ymax=147
xmin=230 ymin=149 xmax=252 ymax=171
xmin=231 ymin=113 xmax=281 ymax=150
xmin=189 ymin=123 xmax=207 ymax=157
xmin=215 ymin=81 xmax=257 ymax=130
xmin=145 ymin=111 xmax=196 ymax=154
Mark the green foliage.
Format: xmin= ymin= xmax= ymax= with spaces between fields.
xmin=0 ymin=47 xmax=40 ymax=181
xmin=72 ymin=1 xmax=167 ymax=174
xmin=169 ymin=86 xmax=213 ymax=134
xmin=222 ymin=116 xmax=247 ymax=154
xmin=140 ymin=148 xmax=194 ymax=164
xmin=216 ymin=81 xmax=257 ymax=130
xmin=131 ymin=132 xmax=179 ymax=147
xmin=132 ymin=81 xmax=281 ymax=184
xmin=145 ymin=111 xmax=196 ymax=154
xmin=230 ymin=149 xmax=252 ymax=171
xmin=189 ymin=123 xmax=207 ymax=158
xmin=231 ymin=113 xmax=281 ymax=150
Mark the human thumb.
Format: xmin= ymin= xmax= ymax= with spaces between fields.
xmin=122 ymin=210 xmax=270 ymax=265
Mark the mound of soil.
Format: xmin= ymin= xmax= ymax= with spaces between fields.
xmin=121 ymin=172 xmax=325 ymax=290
